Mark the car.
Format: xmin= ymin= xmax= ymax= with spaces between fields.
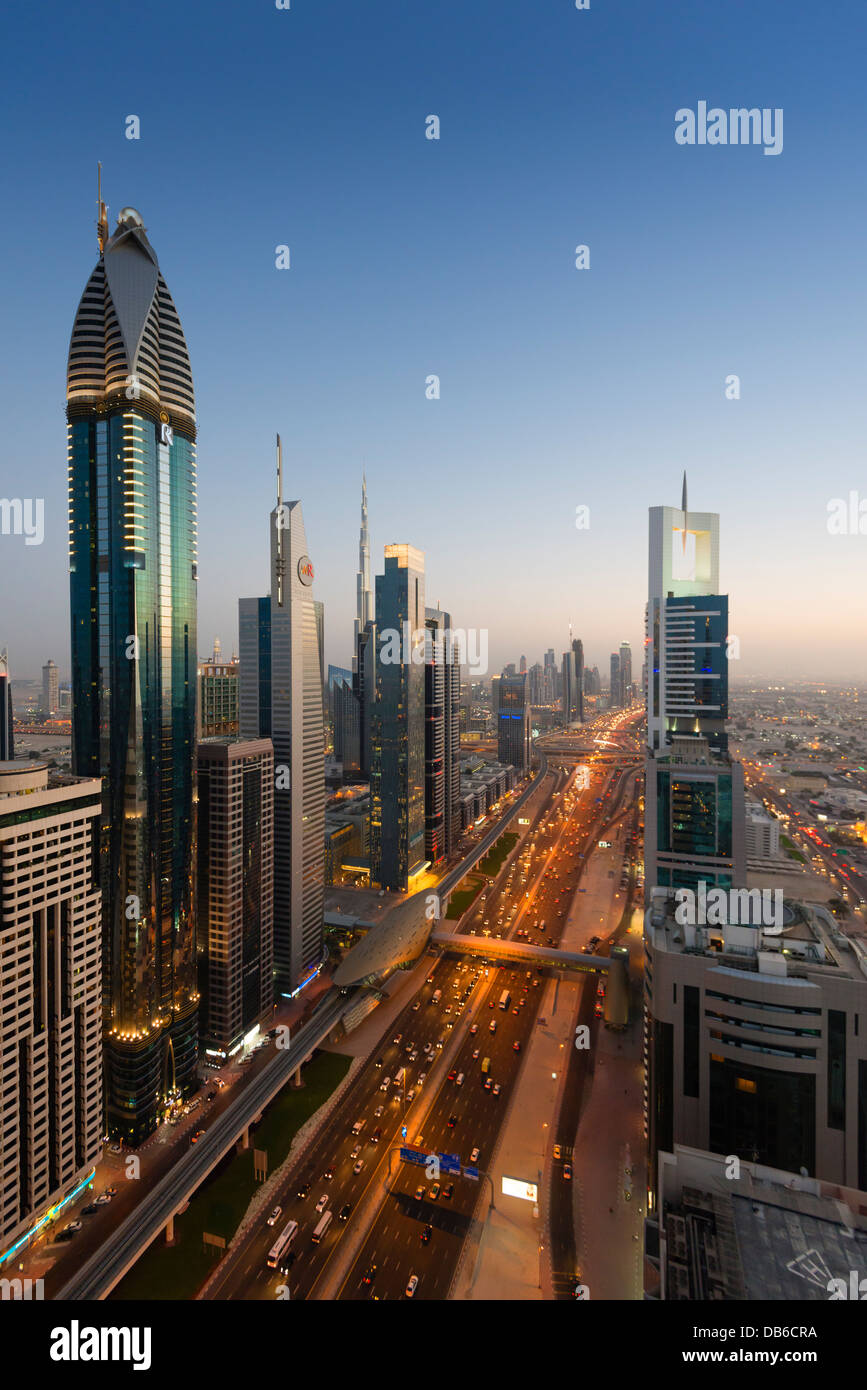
xmin=104 ymin=1187 xmax=117 ymax=1197
xmin=553 ymin=1144 xmax=561 ymax=1159
xmin=405 ymin=1043 xmax=414 ymax=1054
xmin=406 ymin=1274 xmax=419 ymax=1298
xmin=380 ymin=1078 xmax=390 ymax=1091
xmin=374 ymin=1105 xmax=384 ymax=1117
xmin=315 ymin=1194 xmax=329 ymax=1213
xmin=95 ymin=1193 xmax=112 ymax=1205
xmin=512 ymin=1007 xmax=520 ymax=1015
xmin=513 ymin=1040 xmax=521 ymax=1052
xmin=406 ymin=1088 xmax=416 ymax=1103
xmin=444 ymin=1007 xmax=452 ymax=1016
xmin=484 ymin=1077 xmax=493 ymax=1090
xmin=429 ymin=1184 xmax=441 ymax=1201
xmin=489 ymin=1020 xmax=497 ymax=1033
xmin=56 ymin=1228 xmax=75 ymax=1242
xmin=353 ymin=1159 xmax=365 ymax=1175
xmin=447 ymin=1068 xmax=457 ymax=1082
xmin=594 ymin=1002 xmax=604 ymax=1017
xmin=447 ymin=1113 xmax=458 ymax=1128
xmin=443 ymin=1183 xmax=454 ymax=1200
xmin=66 ymin=1221 xmax=83 ymax=1233
xmin=190 ymin=1129 xmax=205 ymax=1144
xmin=108 ymin=1142 xmax=123 ymax=1155
xmin=470 ymin=1146 xmax=480 ymax=1163
xmin=417 ymin=1073 xmax=427 ymax=1087
xmin=206 ymin=1092 xmax=216 ymax=1102
xmin=492 ymin=1083 xmax=501 ymax=1097
xmin=414 ymin=1185 xmax=426 ymax=1201
xmin=393 ymin=1034 xmax=403 ymax=1046
xmin=266 ymin=1206 xmax=282 ymax=1226
xmin=488 ymin=999 xmax=496 ymax=1009
xmin=421 ymin=1224 xmax=432 ymax=1244
xmin=82 ymin=1203 xmax=99 ymax=1216
xmin=297 ymin=1180 xmax=311 ymax=1199
xmin=370 ymin=1127 xmax=382 ymax=1143
xmin=339 ymin=1203 xmax=353 ymax=1221
xmin=323 ymin=1167 xmax=334 ymax=1180
xmin=362 ymin=1263 xmax=378 ymax=1284
xmin=563 ymin=1163 xmax=573 ymax=1180
xmin=472 ymin=1048 xmax=480 ymax=1060
xmin=455 ymin=1073 xmax=464 ymax=1087
xmin=409 ymin=1051 xmax=418 ymax=1062
xmin=445 ymin=1021 xmax=454 ymax=1030
xmin=532 ymin=978 xmax=540 ymax=987
xmin=470 ymin=1023 xmax=479 ymax=1035
xmin=412 ymin=1001 xmax=421 ymax=1011
xmin=375 ymin=1057 xmax=383 ymax=1068
xmin=350 ymin=1144 xmax=361 ymax=1160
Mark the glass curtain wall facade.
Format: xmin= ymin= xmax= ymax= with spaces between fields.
xmin=67 ymin=206 xmax=198 ymax=1141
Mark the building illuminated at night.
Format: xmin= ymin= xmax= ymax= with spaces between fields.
xmin=67 ymin=193 xmax=199 ymax=1141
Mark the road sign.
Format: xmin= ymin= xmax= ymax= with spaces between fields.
xmin=400 ymin=1147 xmax=428 ymax=1166
xmin=463 ymin=1166 xmax=479 ymax=1181
xmin=439 ymin=1153 xmax=461 ymax=1175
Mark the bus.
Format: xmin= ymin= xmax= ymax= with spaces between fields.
xmin=499 ymin=990 xmax=511 ymax=1011
xmin=266 ymin=1219 xmax=298 ymax=1268
xmin=311 ymin=1211 xmax=332 ymax=1244
xmin=431 ymin=989 xmax=442 ymax=1005
xmin=393 ymin=1067 xmax=406 ymax=1089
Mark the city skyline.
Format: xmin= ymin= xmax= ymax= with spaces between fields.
xmin=3 ymin=3 xmax=867 ymax=682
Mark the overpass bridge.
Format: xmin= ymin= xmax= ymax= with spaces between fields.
xmin=430 ymin=929 xmax=615 ymax=976
xmin=56 ymin=987 xmax=358 ymax=1300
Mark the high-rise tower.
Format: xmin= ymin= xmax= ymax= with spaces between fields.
xmin=67 ymin=191 xmax=198 ymax=1140
xmin=239 ymin=437 xmax=325 ymax=990
xmin=0 ymin=649 xmax=13 ymax=761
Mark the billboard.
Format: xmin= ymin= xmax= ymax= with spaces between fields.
xmin=501 ymin=1175 xmax=538 ymax=1203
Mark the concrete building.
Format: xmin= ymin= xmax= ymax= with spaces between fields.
xmin=198 ymin=653 xmax=239 ymax=738
xmin=645 ymin=891 xmax=867 ymax=1193
xmin=745 ymin=802 xmax=781 ymax=860
xmin=196 ymin=738 xmax=274 ymax=1062
xmin=370 ymin=545 xmax=426 ymax=891
xmin=647 ymin=1144 xmax=867 ymax=1301
xmin=0 ymin=762 xmax=103 ymax=1254
xmin=41 ymin=660 xmax=59 ymax=717
xmin=238 ymin=436 xmax=325 ymax=992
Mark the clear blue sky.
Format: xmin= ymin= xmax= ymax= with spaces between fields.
xmin=1 ymin=0 xmax=865 ymax=683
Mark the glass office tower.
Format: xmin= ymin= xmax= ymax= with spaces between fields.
xmin=67 ymin=203 xmax=198 ymax=1140
xmin=371 ymin=545 xmax=426 ymax=891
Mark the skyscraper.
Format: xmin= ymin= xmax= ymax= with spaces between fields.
xmin=494 ymin=672 xmax=531 ymax=773
xmin=42 ymin=659 xmax=59 ymax=717
xmin=609 ymin=653 xmax=621 ymax=708
xmin=0 ymin=762 xmax=104 ymax=1252
xmin=198 ymin=650 xmax=239 ymax=738
xmin=239 ymin=437 xmax=325 ymax=991
xmin=572 ymin=637 xmax=584 ymax=723
xmin=643 ymin=477 xmax=745 ymax=896
xmin=68 ymin=197 xmax=198 ymax=1140
xmin=424 ymin=607 xmax=461 ymax=865
xmin=370 ymin=545 xmax=426 ymax=891
xmin=353 ymin=476 xmax=375 ymax=778
xmin=197 ymin=737 xmax=274 ymax=1060
xmin=0 ymin=649 xmax=13 ymax=761
xmin=619 ymin=640 xmax=632 ymax=706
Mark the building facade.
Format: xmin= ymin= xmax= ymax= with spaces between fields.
xmin=238 ymin=438 xmax=325 ymax=992
xmin=494 ymin=671 xmax=531 ymax=774
xmin=42 ymin=660 xmax=59 ymax=717
xmin=424 ymin=607 xmax=461 ymax=865
xmin=198 ymin=656 xmax=239 ymax=738
xmin=67 ymin=203 xmax=198 ymax=1140
xmin=370 ymin=545 xmax=426 ymax=891
xmin=197 ymin=738 xmax=274 ymax=1061
xmin=0 ymin=763 xmax=103 ymax=1253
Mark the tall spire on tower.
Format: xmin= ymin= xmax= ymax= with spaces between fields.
xmin=680 ymin=470 xmax=689 ymax=552
xmin=355 ymin=472 xmax=373 ymax=642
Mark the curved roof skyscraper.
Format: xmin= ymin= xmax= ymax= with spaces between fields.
xmin=67 ymin=194 xmax=199 ymax=1142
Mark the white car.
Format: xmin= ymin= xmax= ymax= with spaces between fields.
xmin=353 ymin=1159 xmax=365 ymax=1175
xmin=406 ymin=1273 xmax=419 ymax=1298
xmin=315 ymin=1194 xmax=328 ymax=1214
xmin=350 ymin=1144 xmax=361 ymax=1160
xmin=417 ymin=1073 xmax=426 ymax=1086
xmin=266 ymin=1206 xmax=282 ymax=1227
xmin=374 ymin=1105 xmax=384 ymax=1117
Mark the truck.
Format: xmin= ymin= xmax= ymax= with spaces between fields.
xmin=393 ymin=1067 xmax=406 ymax=1089
xmin=481 ymin=1056 xmax=491 ymax=1074
xmin=431 ymin=989 xmax=442 ymax=1005
xmin=499 ymin=990 xmax=511 ymax=1011
xmin=311 ymin=1211 xmax=333 ymax=1244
